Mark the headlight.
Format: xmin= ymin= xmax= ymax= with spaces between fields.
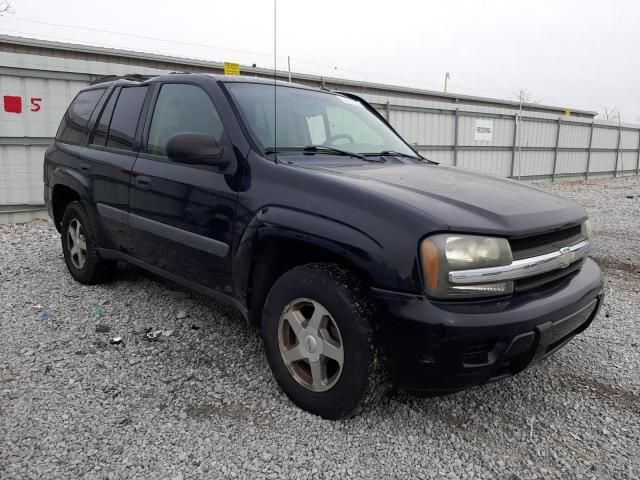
xmin=420 ymin=234 xmax=513 ymax=299
xmin=581 ymin=220 xmax=592 ymax=239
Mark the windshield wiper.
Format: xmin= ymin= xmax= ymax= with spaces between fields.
xmin=302 ymin=145 xmax=369 ymax=160
xmin=266 ymin=146 xmax=380 ymax=162
xmin=363 ymin=150 xmax=421 ymax=160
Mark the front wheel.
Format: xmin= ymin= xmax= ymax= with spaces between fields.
xmin=261 ymin=263 xmax=377 ymax=419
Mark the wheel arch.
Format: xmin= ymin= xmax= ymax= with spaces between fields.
xmin=233 ymin=206 xmax=386 ymax=326
xmin=50 ymin=169 xmax=90 ymax=232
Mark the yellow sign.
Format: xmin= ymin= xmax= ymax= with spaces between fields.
xmin=224 ymin=62 xmax=240 ymax=75
xmin=565 ymin=109 xmax=571 ymax=117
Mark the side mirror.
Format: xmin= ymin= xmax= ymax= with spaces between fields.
xmin=166 ymin=132 xmax=229 ymax=168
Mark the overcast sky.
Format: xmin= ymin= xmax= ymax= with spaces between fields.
xmin=2 ymin=0 xmax=639 ymax=121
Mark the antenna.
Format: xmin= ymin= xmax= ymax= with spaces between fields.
xmin=273 ymin=0 xmax=277 ymax=163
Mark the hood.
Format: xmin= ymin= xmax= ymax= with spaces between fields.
xmin=297 ymin=161 xmax=587 ymax=236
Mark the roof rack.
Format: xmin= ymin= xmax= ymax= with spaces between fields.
xmin=89 ymin=74 xmax=154 ymax=85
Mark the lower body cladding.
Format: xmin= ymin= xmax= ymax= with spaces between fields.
xmin=373 ymin=258 xmax=604 ymax=394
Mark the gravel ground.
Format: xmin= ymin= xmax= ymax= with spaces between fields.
xmin=1 ymin=176 xmax=639 ymax=480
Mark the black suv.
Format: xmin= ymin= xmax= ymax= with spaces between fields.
xmin=44 ymin=74 xmax=604 ymax=419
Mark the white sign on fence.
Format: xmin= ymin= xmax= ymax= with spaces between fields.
xmin=474 ymin=119 xmax=493 ymax=141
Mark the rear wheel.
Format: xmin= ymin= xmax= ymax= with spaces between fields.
xmin=60 ymin=201 xmax=116 ymax=284
xmin=262 ymin=263 xmax=378 ymax=419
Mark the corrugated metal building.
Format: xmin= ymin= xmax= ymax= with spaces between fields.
xmin=1 ymin=34 xmax=638 ymax=223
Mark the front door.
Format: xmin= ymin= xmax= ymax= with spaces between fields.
xmin=128 ymin=82 xmax=239 ymax=293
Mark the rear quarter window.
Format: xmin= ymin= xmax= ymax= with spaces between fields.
xmin=56 ymin=89 xmax=105 ymax=145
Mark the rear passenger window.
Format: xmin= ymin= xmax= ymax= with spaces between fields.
xmin=147 ymin=84 xmax=224 ymax=156
xmin=91 ymin=89 xmax=118 ymax=146
xmin=56 ymin=89 xmax=105 ymax=145
xmin=105 ymin=86 xmax=148 ymax=151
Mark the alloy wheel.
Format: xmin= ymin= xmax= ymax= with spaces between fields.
xmin=277 ymin=298 xmax=345 ymax=392
xmin=67 ymin=218 xmax=87 ymax=269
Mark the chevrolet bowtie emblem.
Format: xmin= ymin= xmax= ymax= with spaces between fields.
xmin=558 ymin=246 xmax=575 ymax=268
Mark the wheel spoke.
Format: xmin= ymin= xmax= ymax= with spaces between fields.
xmin=309 ymin=360 xmax=327 ymax=389
xmin=70 ymin=244 xmax=79 ymax=257
xmin=321 ymin=335 xmax=344 ymax=366
xmin=78 ymin=235 xmax=86 ymax=252
xmin=308 ymin=301 xmax=329 ymax=330
xmin=70 ymin=222 xmax=79 ymax=242
xmin=284 ymin=309 xmax=305 ymax=337
xmin=282 ymin=345 xmax=306 ymax=364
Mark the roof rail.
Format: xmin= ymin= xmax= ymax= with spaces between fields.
xmin=89 ymin=74 xmax=154 ymax=85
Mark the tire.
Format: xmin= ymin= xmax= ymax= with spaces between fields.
xmin=60 ymin=201 xmax=116 ymax=284
xmin=261 ymin=263 xmax=380 ymax=419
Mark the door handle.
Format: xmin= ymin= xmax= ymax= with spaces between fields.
xmin=80 ymin=163 xmax=91 ymax=173
xmin=135 ymin=176 xmax=152 ymax=189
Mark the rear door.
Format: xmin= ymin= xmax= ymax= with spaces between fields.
xmin=128 ymin=82 xmax=239 ymax=293
xmin=85 ymin=85 xmax=149 ymax=251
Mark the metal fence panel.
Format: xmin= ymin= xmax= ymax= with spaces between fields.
xmin=589 ymin=151 xmax=617 ymax=172
xmin=458 ymin=116 xmax=513 ymax=147
xmin=0 ymin=74 xmax=87 ymax=138
xmin=592 ymin=127 xmax=619 ymax=149
xmin=520 ymin=120 xmax=557 ymax=148
xmin=0 ymin=145 xmax=47 ymax=204
xmin=621 ymin=130 xmax=640 ymax=149
xmin=516 ymin=151 xmax=555 ymax=178
xmin=620 ymin=151 xmax=638 ymax=173
xmin=458 ymin=150 xmax=512 ymax=177
xmin=556 ymin=151 xmax=588 ymax=174
xmin=389 ymin=110 xmax=454 ymax=146
xmin=559 ymin=124 xmax=590 ymax=148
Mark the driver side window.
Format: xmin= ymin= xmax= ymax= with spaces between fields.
xmin=147 ymin=83 xmax=224 ymax=156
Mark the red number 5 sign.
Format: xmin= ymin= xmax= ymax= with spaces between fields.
xmin=3 ymin=95 xmax=43 ymax=114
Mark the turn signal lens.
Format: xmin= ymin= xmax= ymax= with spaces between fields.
xmin=420 ymin=239 xmax=440 ymax=291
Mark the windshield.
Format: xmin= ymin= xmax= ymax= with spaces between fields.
xmin=226 ymin=83 xmax=417 ymax=157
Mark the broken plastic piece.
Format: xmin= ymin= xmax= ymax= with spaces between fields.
xmin=146 ymin=330 xmax=163 ymax=341
xmin=109 ymin=337 xmax=123 ymax=345
xmin=95 ymin=309 xmax=105 ymax=318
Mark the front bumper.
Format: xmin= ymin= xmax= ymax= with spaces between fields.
xmin=373 ymin=258 xmax=604 ymax=393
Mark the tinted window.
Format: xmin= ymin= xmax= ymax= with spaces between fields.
xmin=91 ymin=89 xmax=118 ymax=146
xmin=56 ymin=89 xmax=105 ymax=145
xmin=147 ymin=84 xmax=224 ymax=156
xmin=106 ymin=86 xmax=148 ymax=151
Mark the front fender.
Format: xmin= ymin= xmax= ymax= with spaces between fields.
xmin=232 ymin=206 xmax=390 ymax=305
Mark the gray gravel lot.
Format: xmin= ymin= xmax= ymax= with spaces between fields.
xmin=1 ymin=176 xmax=639 ymax=479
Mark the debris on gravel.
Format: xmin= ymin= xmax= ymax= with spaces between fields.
xmin=1 ymin=176 xmax=639 ymax=479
